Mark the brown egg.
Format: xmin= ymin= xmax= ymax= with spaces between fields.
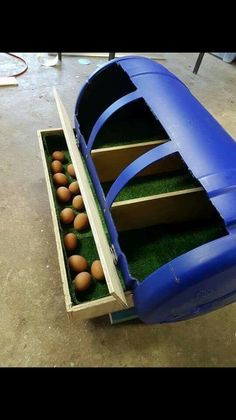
xmin=72 ymin=195 xmax=84 ymax=210
xmin=91 ymin=260 xmax=105 ymax=282
xmin=51 ymin=160 xmax=63 ymax=174
xmin=74 ymin=272 xmax=92 ymax=292
xmin=60 ymin=208 xmax=75 ymax=224
xmin=69 ymin=181 xmax=80 ymax=195
xmin=64 ymin=233 xmax=78 ymax=251
xmin=56 ymin=187 xmax=71 ymax=203
xmin=73 ymin=213 xmax=89 ymax=231
xmin=68 ymin=255 xmax=88 ymax=272
xmin=67 ymin=164 xmax=76 ymax=178
xmin=53 ymin=173 xmax=68 ymax=186
xmin=52 ymin=151 xmax=65 ymax=162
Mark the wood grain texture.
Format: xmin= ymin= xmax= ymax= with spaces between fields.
xmin=53 ymin=88 xmax=127 ymax=308
xmin=91 ymin=140 xmax=167 ymax=182
xmin=59 ymin=53 xmax=165 ymax=60
xmin=38 ymin=127 xmax=134 ymax=319
xmin=111 ymin=187 xmax=216 ymax=231
xmin=0 ymin=77 xmax=18 ymax=86
xmin=70 ymin=292 xmax=134 ymax=320
xmin=37 ymin=130 xmax=72 ymax=312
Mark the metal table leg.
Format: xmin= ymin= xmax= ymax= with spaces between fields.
xmin=193 ymin=53 xmax=205 ymax=74
xmin=108 ymin=53 xmax=115 ymax=61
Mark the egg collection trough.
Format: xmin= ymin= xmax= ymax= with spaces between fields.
xmin=37 ymin=56 xmax=236 ymax=323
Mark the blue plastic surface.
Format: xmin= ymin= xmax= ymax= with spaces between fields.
xmin=74 ymin=56 xmax=236 ymax=324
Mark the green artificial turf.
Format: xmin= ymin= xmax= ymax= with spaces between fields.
xmin=43 ymin=134 xmax=111 ymax=305
xmin=118 ymin=221 xmax=227 ymax=281
xmin=42 ymin=132 xmax=227 ymax=299
xmin=102 ymin=170 xmax=201 ymax=201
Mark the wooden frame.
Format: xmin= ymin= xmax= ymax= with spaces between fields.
xmin=0 ymin=77 xmax=18 ymax=86
xmin=110 ymin=187 xmax=218 ymax=232
xmin=53 ymin=88 xmax=127 ymax=308
xmin=92 ymin=143 xmax=186 ymax=183
xmin=38 ymin=127 xmax=133 ymax=320
xmin=91 ymin=140 xmax=167 ymax=183
xmin=57 ymin=53 xmax=165 ymax=60
xmin=38 ymin=128 xmax=72 ymax=313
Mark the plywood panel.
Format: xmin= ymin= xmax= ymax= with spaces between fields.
xmin=70 ymin=292 xmax=134 ymax=320
xmin=91 ymin=140 xmax=167 ymax=182
xmin=111 ymin=187 xmax=216 ymax=231
xmin=53 ymin=88 xmax=128 ymax=308
xmin=0 ymin=77 xmax=18 ymax=86
xmin=37 ymin=130 xmax=73 ymax=312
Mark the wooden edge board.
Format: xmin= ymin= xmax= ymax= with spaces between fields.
xmin=91 ymin=139 xmax=169 ymax=183
xmin=37 ymin=130 xmax=72 ymax=312
xmin=0 ymin=77 xmax=18 ymax=86
xmin=111 ymin=187 xmax=210 ymax=231
xmin=59 ymin=53 xmax=165 ymax=60
xmin=70 ymin=291 xmax=134 ymax=320
xmin=91 ymin=139 xmax=167 ymax=154
xmin=38 ymin=127 xmax=63 ymax=134
xmin=53 ymin=88 xmax=128 ymax=308
xmin=111 ymin=187 xmax=204 ymax=208
xmin=115 ymin=53 xmax=165 ymax=60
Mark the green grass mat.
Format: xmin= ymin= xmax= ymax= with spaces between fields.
xmin=102 ymin=170 xmax=201 ymax=201
xmin=42 ymin=132 xmax=227 ymax=297
xmin=43 ymin=134 xmax=112 ymax=305
xmin=118 ymin=221 xmax=227 ymax=281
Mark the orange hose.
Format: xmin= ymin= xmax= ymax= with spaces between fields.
xmin=3 ymin=53 xmax=28 ymax=77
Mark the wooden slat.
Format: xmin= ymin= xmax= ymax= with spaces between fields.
xmin=53 ymin=88 xmax=128 ymax=308
xmin=0 ymin=77 xmax=18 ymax=86
xmin=111 ymin=187 xmax=216 ymax=231
xmin=92 ymin=145 xmax=185 ymax=183
xmin=38 ymin=127 xmax=63 ymax=134
xmin=38 ymin=128 xmax=133 ymax=320
xmin=37 ymin=130 xmax=72 ymax=312
xmin=59 ymin=53 xmax=165 ymax=60
xmin=91 ymin=140 xmax=167 ymax=183
xmin=70 ymin=292 xmax=134 ymax=320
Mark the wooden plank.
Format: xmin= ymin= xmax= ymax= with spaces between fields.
xmin=70 ymin=292 xmax=134 ymax=320
xmin=91 ymin=140 xmax=167 ymax=182
xmin=0 ymin=77 xmax=18 ymax=86
xmin=92 ymin=147 xmax=185 ymax=183
xmin=91 ymin=139 xmax=166 ymax=153
xmin=38 ymin=128 xmax=133 ymax=320
xmin=38 ymin=127 xmax=63 ymax=134
xmin=114 ymin=53 xmax=165 ymax=60
xmin=37 ymin=130 xmax=72 ymax=312
xmin=53 ymin=88 xmax=128 ymax=308
xmin=59 ymin=53 xmax=165 ymax=60
xmin=111 ymin=187 xmax=216 ymax=231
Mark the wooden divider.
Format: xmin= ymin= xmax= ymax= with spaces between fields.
xmin=91 ymin=139 xmax=185 ymax=183
xmin=111 ymin=187 xmax=216 ymax=232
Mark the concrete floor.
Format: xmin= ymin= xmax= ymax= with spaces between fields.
xmin=0 ymin=53 xmax=236 ymax=367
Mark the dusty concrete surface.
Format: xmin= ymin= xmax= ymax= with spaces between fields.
xmin=0 ymin=52 xmax=236 ymax=367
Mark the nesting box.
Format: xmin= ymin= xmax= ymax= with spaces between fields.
xmin=39 ymin=56 xmax=236 ymax=324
